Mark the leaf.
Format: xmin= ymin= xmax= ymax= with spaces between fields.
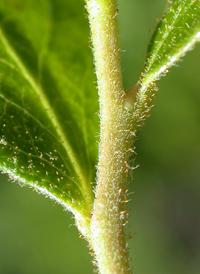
xmin=132 ymin=0 xmax=200 ymax=126
xmin=0 ymin=0 xmax=98 ymax=234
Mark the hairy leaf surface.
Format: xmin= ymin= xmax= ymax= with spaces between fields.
xmin=0 ymin=0 xmax=98 ymax=227
xmin=134 ymin=0 xmax=200 ymax=125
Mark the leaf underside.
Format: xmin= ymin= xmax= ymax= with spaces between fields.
xmin=0 ymin=0 xmax=98 ymax=221
xmin=133 ymin=0 xmax=200 ymax=127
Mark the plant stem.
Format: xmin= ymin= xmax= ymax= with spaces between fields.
xmin=85 ymin=1 xmax=133 ymax=273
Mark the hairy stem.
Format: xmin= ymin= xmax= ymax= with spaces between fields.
xmin=85 ymin=0 xmax=133 ymax=273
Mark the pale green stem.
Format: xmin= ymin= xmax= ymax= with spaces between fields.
xmin=85 ymin=1 xmax=133 ymax=273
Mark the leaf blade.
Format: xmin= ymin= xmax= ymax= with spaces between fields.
xmin=145 ymin=0 xmax=200 ymax=85
xmin=0 ymin=0 xmax=98 ymax=234
xmin=132 ymin=0 xmax=200 ymax=126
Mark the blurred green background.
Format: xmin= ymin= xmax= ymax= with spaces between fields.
xmin=0 ymin=0 xmax=200 ymax=273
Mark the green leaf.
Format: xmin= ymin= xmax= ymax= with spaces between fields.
xmin=0 ymin=0 xmax=98 ymax=234
xmin=133 ymin=0 xmax=200 ymax=126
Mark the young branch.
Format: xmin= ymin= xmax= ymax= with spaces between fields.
xmin=85 ymin=0 xmax=134 ymax=273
